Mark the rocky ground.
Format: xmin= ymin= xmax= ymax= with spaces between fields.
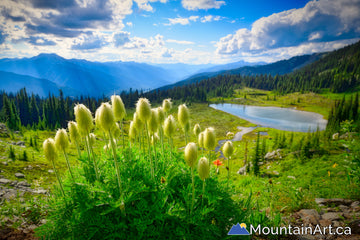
xmin=288 ymin=198 xmax=360 ymax=240
xmin=0 ymin=172 xmax=48 ymax=240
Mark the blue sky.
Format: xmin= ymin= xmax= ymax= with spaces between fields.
xmin=0 ymin=0 xmax=359 ymax=64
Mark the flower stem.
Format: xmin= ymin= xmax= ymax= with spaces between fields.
xmin=201 ymin=180 xmax=206 ymax=207
xmin=51 ymin=158 xmax=65 ymax=198
xmin=153 ymin=138 xmax=158 ymax=171
xmin=190 ymin=167 xmax=195 ymax=217
xmin=227 ymin=156 xmax=230 ymax=188
xmin=75 ymin=141 xmax=81 ymax=159
xmin=109 ymin=130 xmax=122 ymax=196
xmin=121 ymin=121 xmax=125 ymax=149
xmin=63 ymin=150 xmax=74 ymax=181
xmin=87 ymin=135 xmax=99 ymax=181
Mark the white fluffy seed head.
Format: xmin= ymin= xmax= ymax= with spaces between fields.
xmin=68 ymin=121 xmax=80 ymax=143
xmin=198 ymin=132 xmax=205 ymax=148
xmin=223 ymin=141 xmax=234 ymax=158
xmin=226 ymin=131 xmax=234 ymax=139
xmin=157 ymin=107 xmax=165 ymax=124
xmin=193 ymin=123 xmax=201 ymax=137
xmin=164 ymin=115 xmax=176 ymax=138
xmin=103 ymin=144 xmax=110 ymax=151
xmin=54 ymin=129 xmax=69 ymax=151
xmin=133 ymin=112 xmax=143 ymax=131
xmin=74 ymin=104 xmax=93 ymax=135
xmin=136 ymin=98 xmax=151 ymax=122
xmin=43 ymin=138 xmax=57 ymax=162
xmin=89 ymin=133 xmax=96 ymax=146
xmin=178 ymin=104 xmax=189 ymax=127
xmin=148 ymin=108 xmax=159 ymax=134
xmin=129 ymin=121 xmax=137 ymax=140
xmin=204 ymin=127 xmax=216 ymax=150
xmin=162 ymin=98 xmax=172 ymax=113
xmin=198 ymin=157 xmax=210 ymax=181
xmin=184 ymin=142 xmax=198 ymax=168
xmin=111 ymin=95 xmax=126 ymax=121
xmin=97 ymin=102 xmax=115 ymax=132
xmin=95 ymin=107 xmax=101 ymax=127
xmin=151 ymin=133 xmax=160 ymax=145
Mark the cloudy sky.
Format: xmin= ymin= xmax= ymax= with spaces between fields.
xmin=0 ymin=0 xmax=359 ymax=64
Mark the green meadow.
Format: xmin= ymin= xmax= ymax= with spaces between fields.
xmin=0 ymin=89 xmax=359 ymax=239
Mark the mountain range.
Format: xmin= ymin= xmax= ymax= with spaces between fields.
xmin=0 ymin=52 xmax=324 ymax=97
xmin=158 ymin=53 xmax=324 ymax=90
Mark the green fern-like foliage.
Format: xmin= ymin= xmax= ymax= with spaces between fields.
xmin=35 ymin=144 xmax=266 ymax=239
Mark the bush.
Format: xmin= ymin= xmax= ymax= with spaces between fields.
xmin=36 ymin=146 xmax=265 ymax=239
xmin=8 ymin=145 xmax=15 ymax=160
xmin=18 ymin=150 xmax=28 ymax=161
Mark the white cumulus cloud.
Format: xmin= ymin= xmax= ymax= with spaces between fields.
xmin=200 ymin=15 xmax=222 ymax=23
xmin=166 ymin=39 xmax=194 ymax=44
xmin=181 ymin=0 xmax=225 ymax=10
xmin=164 ymin=16 xmax=199 ymax=26
xmin=216 ymin=0 xmax=360 ymax=55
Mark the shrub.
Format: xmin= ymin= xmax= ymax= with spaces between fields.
xmin=36 ymin=146 xmax=257 ymax=239
xmin=8 ymin=145 xmax=16 ymax=160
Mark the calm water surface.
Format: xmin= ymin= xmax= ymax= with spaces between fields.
xmin=210 ymin=103 xmax=327 ymax=132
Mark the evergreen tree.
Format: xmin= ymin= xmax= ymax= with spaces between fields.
xmin=253 ymin=132 xmax=260 ymax=176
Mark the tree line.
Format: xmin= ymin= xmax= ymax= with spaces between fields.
xmin=1 ymin=41 xmax=359 ymax=130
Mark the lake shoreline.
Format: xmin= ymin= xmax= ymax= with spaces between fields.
xmin=209 ymin=103 xmax=327 ymax=132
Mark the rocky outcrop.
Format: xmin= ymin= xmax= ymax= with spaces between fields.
xmin=264 ymin=149 xmax=282 ymax=160
xmin=288 ymin=198 xmax=360 ymax=240
xmin=0 ymin=177 xmax=48 ymax=200
xmin=0 ymin=123 xmax=9 ymax=138
xmin=11 ymin=141 xmax=26 ymax=147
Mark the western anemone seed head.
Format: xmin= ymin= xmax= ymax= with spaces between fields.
xmin=55 ymin=129 xmax=69 ymax=151
xmin=198 ymin=157 xmax=210 ymax=181
xmin=157 ymin=107 xmax=165 ymax=124
xmin=97 ymin=102 xmax=115 ymax=132
xmin=74 ymin=104 xmax=93 ymax=135
xmin=204 ymin=127 xmax=216 ymax=150
xmin=111 ymin=95 xmax=126 ymax=121
xmin=68 ymin=121 xmax=80 ymax=143
xmin=136 ymin=98 xmax=151 ymax=122
xmin=226 ymin=131 xmax=234 ymax=139
xmin=108 ymin=138 xmax=117 ymax=148
xmin=164 ymin=115 xmax=176 ymax=138
xmin=95 ymin=107 xmax=101 ymax=127
xmin=133 ymin=112 xmax=143 ymax=131
xmin=151 ymin=133 xmax=160 ymax=145
xmin=129 ymin=121 xmax=137 ymax=140
xmin=193 ymin=123 xmax=201 ymax=137
xmin=162 ymin=98 xmax=172 ymax=113
xmin=222 ymin=141 xmax=234 ymax=158
xmin=148 ymin=108 xmax=159 ymax=134
xmin=103 ymin=144 xmax=110 ymax=151
xmin=184 ymin=142 xmax=198 ymax=168
xmin=43 ymin=138 xmax=57 ymax=162
xmin=89 ymin=133 xmax=96 ymax=146
xmin=178 ymin=104 xmax=189 ymax=128
xmin=198 ymin=132 xmax=205 ymax=148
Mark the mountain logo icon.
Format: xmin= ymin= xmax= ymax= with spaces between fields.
xmin=227 ymin=223 xmax=250 ymax=235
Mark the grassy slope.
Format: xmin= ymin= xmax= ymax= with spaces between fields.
xmin=208 ymin=88 xmax=360 ymax=214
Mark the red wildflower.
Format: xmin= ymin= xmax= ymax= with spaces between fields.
xmin=213 ymin=159 xmax=223 ymax=166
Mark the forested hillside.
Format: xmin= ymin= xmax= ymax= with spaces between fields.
xmin=159 ymin=53 xmax=324 ymax=90
xmin=0 ymin=41 xmax=359 ymax=130
xmin=155 ymin=40 xmax=360 ymax=101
